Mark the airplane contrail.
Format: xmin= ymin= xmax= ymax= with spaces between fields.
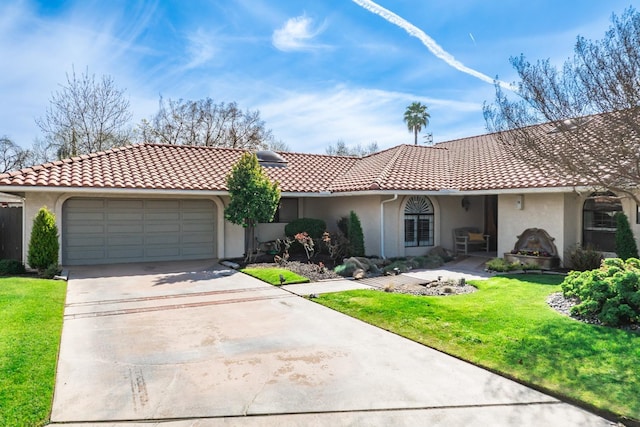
xmin=352 ymin=0 xmax=514 ymax=91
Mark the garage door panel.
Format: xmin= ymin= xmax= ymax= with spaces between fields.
xmin=66 ymin=224 xmax=106 ymax=234
xmin=66 ymin=199 xmax=105 ymax=209
xmin=67 ymin=236 xmax=106 ymax=247
xmin=145 ymin=211 xmax=180 ymax=221
xmin=182 ymin=200 xmax=213 ymax=209
xmin=182 ymin=223 xmax=214 ymax=232
xmin=108 ymin=200 xmax=144 ymax=209
xmin=66 ymin=249 xmax=106 ymax=260
xmin=182 ymin=233 xmax=215 ymax=244
xmin=63 ymin=198 xmax=216 ymax=265
xmin=145 ymin=234 xmax=180 ymax=245
xmin=145 ymin=200 xmax=180 ymax=209
xmin=107 ymin=235 xmax=145 ymax=245
xmin=107 ymin=212 xmax=144 ymax=221
xmin=107 ymin=247 xmax=145 ymax=259
xmin=107 ymin=224 xmax=144 ymax=233
xmin=66 ymin=212 xmax=105 ymax=221
xmin=145 ymin=223 xmax=180 ymax=233
xmin=182 ymin=211 xmax=214 ymax=221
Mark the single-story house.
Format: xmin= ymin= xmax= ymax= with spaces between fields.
xmin=0 ymin=128 xmax=635 ymax=267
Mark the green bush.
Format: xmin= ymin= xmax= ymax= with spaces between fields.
xmin=284 ymin=218 xmax=326 ymax=239
xmin=0 ymin=259 xmax=26 ymax=275
xmin=561 ymin=257 xmax=640 ymax=326
xmin=42 ymin=263 xmax=62 ymax=279
xmin=27 ymin=207 xmax=59 ymax=271
xmin=615 ymin=212 xmax=639 ymax=260
xmin=566 ymin=244 xmax=603 ymax=271
xmin=485 ymin=257 xmax=518 ymax=272
xmin=383 ymin=260 xmax=411 ymax=274
xmin=347 ymin=210 xmax=365 ymax=257
xmin=334 ymin=261 xmax=358 ymax=277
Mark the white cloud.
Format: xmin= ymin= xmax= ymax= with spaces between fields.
xmin=183 ymin=28 xmax=217 ymax=70
xmin=257 ymin=85 xmax=484 ymax=153
xmin=352 ymin=0 xmax=515 ymax=91
xmin=272 ymin=15 xmax=326 ymax=52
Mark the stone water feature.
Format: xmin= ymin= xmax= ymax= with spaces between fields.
xmin=503 ymin=228 xmax=560 ymax=270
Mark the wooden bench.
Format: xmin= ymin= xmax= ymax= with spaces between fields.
xmin=453 ymin=227 xmax=490 ymax=255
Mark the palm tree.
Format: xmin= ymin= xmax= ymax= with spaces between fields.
xmin=403 ymin=102 xmax=430 ymax=145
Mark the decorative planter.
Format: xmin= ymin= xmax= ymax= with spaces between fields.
xmin=504 ymin=253 xmax=559 ymax=270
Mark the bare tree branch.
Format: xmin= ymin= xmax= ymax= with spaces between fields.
xmin=484 ymin=7 xmax=640 ymax=202
xmin=139 ymin=97 xmax=274 ymax=150
xmin=35 ymin=67 xmax=132 ymax=160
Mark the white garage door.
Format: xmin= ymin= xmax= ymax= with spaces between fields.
xmin=63 ymin=198 xmax=216 ymax=265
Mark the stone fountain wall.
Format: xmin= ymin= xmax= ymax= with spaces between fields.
xmin=503 ymin=228 xmax=560 ymax=269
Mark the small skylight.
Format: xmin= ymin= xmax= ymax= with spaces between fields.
xmin=256 ymin=150 xmax=288 ymax=168
xmin=547 ymin=118 xmax=592 ymax=134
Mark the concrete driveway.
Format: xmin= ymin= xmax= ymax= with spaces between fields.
xmin=50 ymin=261 xmax=612 ymax=426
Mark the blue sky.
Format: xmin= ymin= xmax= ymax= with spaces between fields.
xmin=0 ymin=0 xmax=636 ymax=154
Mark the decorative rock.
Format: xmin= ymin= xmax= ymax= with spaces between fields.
xmin=352 ymin=268 xmax=366 ymax=280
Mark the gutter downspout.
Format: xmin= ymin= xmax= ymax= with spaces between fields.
xmin=380 ymin=194 xmax=398 ymax=259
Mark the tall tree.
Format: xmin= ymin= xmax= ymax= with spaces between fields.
xmin=0 ymin=137 xmax=31 ymax=173
xmin=484 ymin=7 xmax=640 ymax=200
xmin=403 ymin=102 xmax=430 ymax=145
xmin=140 ymin=97 xmax=274 ymax=150
xmin=325 ymin=140 xmax=379 ymax=157
xmin=224 ymin=153 xmax=280 ymax=260
xmin=36 ymin=67 xmax=132 ymax=159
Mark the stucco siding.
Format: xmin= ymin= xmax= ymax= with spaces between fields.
xmin=498 ymin=193 xmax=566 ymax=264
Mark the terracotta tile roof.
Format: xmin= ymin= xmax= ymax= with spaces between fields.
xmin=440 ymin=134 xmax=575 ymax=191
xmin=329 ymin=145 xmax=452 ymax=192
xmin=0 ymin=143 xmax=359 ymax=193
xmin=0 ymin=134 xmax=579 ymax=194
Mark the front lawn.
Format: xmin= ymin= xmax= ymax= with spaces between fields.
xmin=0 ymin=277 xmax=67 ymax=427
xmin=240 ymin=267 xmax=310 ymax=285
xmin=317 ymin=274 xmax=640 ymax=422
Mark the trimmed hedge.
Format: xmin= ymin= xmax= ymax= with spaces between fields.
xmin=285 ymin=218 xmax=326 ymax=238
xmin=0 ymin=259 xmax=26 ymax=276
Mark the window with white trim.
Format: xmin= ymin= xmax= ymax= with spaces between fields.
xmin=404 ymin=196 xmax=434 ymax=247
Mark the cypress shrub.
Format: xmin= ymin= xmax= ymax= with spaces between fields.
xmin=347 ymin=210 xmax=365 ymax=257
xmin=615 ymin=212 xmax=639 ymax=260
xmin=27 ymin=207 xmax=59 ymax=271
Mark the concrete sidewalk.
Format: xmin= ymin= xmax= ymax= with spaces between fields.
xmin=50 ymin=261 xmax=613 ymax=426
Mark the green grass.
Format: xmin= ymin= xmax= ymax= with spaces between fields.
xmin=240 ymin=267 xmax=310 ymax=285
xmin=317 ymin=274 xmax=640 ymax=422
xmin=0 ymin=277 xmax=67 ymax=427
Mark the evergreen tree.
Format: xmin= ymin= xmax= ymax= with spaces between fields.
xmin=615 ymin=212 xmax=639 ymax=260
xmin=27 ymin=207 xmax=59 ymax=271
xmin=347 ymin=210 xmax=365 ymax=257
xmin=224 ymin=153 xmax=280 ymax=259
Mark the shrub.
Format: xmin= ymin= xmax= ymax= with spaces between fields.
xmin=0 ymin=259 xmax=26 ymax=275
xmin=42 ymin=263 xmax=62 ymax=279
xmin=321 ymin=231 xmax=349 ymax=264
xmin=27 ymin=207 xmax=59 ymax=272
xmin=347 ymin=210 xmax=365 ymax=257
xmin=615 ymin=212 xmax=639 ymax=260
xmin=285 ymin=218 xmax=326 ymax=239
xmin=334 ymin=261 xmax=358 ymax=277
xmin=383 ymin=260 xmax=411 ymax=274
xmin=561 ymin=257 xmax=640 ymax=326
xmin=566 ymin=244 xmax=603 ymax=271
xmin=485 ymin=257 xmax=518 ymax=272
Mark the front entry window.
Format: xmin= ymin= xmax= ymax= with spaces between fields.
xmin=404 ymin=196 xmax=434 ymax=247
xmin=583 ymin=192 xmax=621 ymax=252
